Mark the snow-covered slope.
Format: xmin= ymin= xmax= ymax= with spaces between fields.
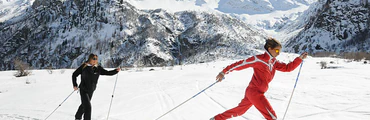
xmin=124 ymin=0 xmax=318 ymax=41
xmin=1 ymin=0 xmax=368 ymax=71
xmin=125 ymin=0 xmax=316 ymax=14
xmin=284 ymin=0 xmax=370 ymax=53
xmin=0 ymin=0 xmax=35 ymax=22
xmin=124 ymin=0 xmax=216 ymax=13
xmin=111 ymin=0 xmax=370 ymax=53
xmin=0 ymin=54 xmax=369 ymax=120
xmin=215 ymin=0 xmax=314 ymax=15
xmin=0 ymin=0 xmax=266 ymax=71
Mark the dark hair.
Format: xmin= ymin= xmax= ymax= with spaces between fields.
xmin=87 ymin=54 xmax=98 ymax=63
xmin=264 ymin=38 xmax=282 ymax=50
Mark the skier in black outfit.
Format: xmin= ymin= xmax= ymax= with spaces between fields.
xmin=72 ymin=54 xmax=120 ymax=120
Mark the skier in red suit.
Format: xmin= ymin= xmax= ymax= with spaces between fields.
xmin=211 ymin=38 xmax=308 ymax=120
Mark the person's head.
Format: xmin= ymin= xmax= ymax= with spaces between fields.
xmin=264 ymin=38 xmax=282 ymax=58
xmin=87 ymin=54 xmax=98 ymax=65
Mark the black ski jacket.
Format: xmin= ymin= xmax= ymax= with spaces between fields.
xmin=72 ymin=64 xmax=118 ymax=92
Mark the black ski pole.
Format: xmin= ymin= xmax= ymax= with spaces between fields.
xmin=45 ymin=90 xmax=76 ymax=120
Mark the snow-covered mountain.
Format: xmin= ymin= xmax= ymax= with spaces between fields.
xmin=284 ymin=0 xmax=370 ymax=53
xmin=125 ymin=0 xmax=317 ymax=14
xmin=0 ymin=0 xmax=318 ymax=42
xmin=0 ymin=0 xmax=266 ymax=70
xmin=2 ymin=0 xmax=369 ymax=71
xmin=124 ymin=0 xmax=319 ymax=42
xmin=215 ymin=0 xmax=315 ymax=14
xmin=0 ymin=0 xmax=35 ymax=22
xmin=125 ymin=0 xmax=370 ymax=54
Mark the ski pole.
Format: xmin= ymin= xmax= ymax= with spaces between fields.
xmin=155 ymin=80 xmax=220 ymax=120
xmin=45 ymin=90 xmax=76 ymax=120
xmin=107 ymin=69 xmax=120 ymax=120
xmin=282 ymin=60 xmax=304 ymax=120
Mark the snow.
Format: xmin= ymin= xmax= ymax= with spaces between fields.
xmin=143 ymin=38 xmax=172 ymax=60
xmin=125 ymin=0 xmax=214 ymax=13
xmin=1 ymin=52 xmax=369 ymax=120
xmin=0 ymin=0 xmax=317 ymax=44
xmin=0 ymin=0 xmax=369 ymax=119
xmin=123 ymin=0 xmax=318 ymax=42
xmin=0 ymin=0 xmax=35 ymax=22
xmin=284 ymin=0 xmax=370 ymax=53
xmin=233 ymin=3 xmax=310 ymax=41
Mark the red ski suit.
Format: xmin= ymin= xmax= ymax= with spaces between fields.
xmin=214 ymin=52 xmax=302 ymax=120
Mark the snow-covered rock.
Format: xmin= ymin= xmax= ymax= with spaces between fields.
xmin=0 ymin=0 xmax=35 ymax=22
xmin=0 ymin=0 xmax=266 ymax=70
xmin=285 ymin=0 xmax=370 ymax=53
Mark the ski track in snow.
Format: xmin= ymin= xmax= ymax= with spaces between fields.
xmin=116 ymin=86 xmax=157 ymax=116
xmin=155 ymin=79 xmax=175 ymax=118
xmin=0 ymin=55 xmax=369 ymax=120
xmin=154 ymin=71 xmax=189 ymax=120
xmin=297 ymin=104 xmax=370 ymax=119
xmin=197 ymin=81 xmax=250 ymax=120
xmin=0 ymin=114 xmax=40 ymax=120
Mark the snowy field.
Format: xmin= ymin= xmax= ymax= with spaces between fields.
xmin=0 ymin=53 xmax=370 ymax=120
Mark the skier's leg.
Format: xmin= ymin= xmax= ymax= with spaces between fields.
xmin=247 ymin=90 xmax=277 ymax=120
xmin=75 ymin=104 xmax=84 ymax=119
xmin=214 ymin=88 xmax=253 ymax=120
xmin=86 ymin=91 xmax=94 ymax=119
xmin=80 ymin=91 xmax=92 ymax=120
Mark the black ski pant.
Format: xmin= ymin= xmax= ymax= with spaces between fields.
xmin=75 ymin=90 xmax=94 ymax=120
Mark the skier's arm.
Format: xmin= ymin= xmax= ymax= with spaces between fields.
xmin=275 ymin=52 xmax=307 ymax=72
xmin=217 ymin=56 xmax=256 ymax=82
xmin=99 ymin=66 xmax=119 ymax=75
xmin=275 ymin=58 xmax=302 ymax=72
xmin=222 ymin=56 xmax=256 ymax=74
xmin=72 ymin=65 xmax=84 ymax=87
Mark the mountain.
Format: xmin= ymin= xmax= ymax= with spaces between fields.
xmin=124 ymin=0 xmax=318 ymax=41
xmin=284 ymin=0 xmax=370 ymax=53
xmin=1 ymin=0 xmax=317 ymax=42
xmin=0 ymin=0 xmax=266 ymax=70
xmin=0 ymin=0 xmax=35 ymax=22
xmin=215 ymin=0 xmax=315 ymax=15
xmin=125 ymin=0 xmax=317 ymax=14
